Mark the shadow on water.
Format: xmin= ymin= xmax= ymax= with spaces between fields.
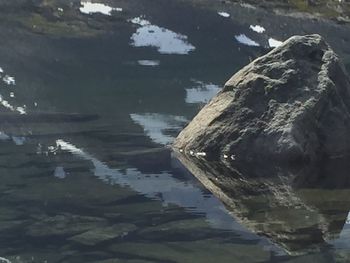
xmin=175 ymin=152 xmax=350 ymax=258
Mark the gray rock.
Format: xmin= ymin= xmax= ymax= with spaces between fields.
xmin=174 ymin=34 xmax=350 ymax=164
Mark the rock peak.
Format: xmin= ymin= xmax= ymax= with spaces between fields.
xmin=174 ymin=34 xmax=350 ymax=164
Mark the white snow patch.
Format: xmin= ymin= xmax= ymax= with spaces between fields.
xmin=269 ymin=38 xmax=283 ymax=48
xmin=250 ymin=25 xmax=265 ymax=33
xmin=80 ymin=1 xmax=122 ymax=16
xmin=218 ymin=12 xmax=230 ymax=18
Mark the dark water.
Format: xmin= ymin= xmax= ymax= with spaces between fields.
xmin=1 ymin=0 xmax=350 ymax=262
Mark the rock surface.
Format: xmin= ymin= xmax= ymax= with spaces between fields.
xmin=174 ymin=34 xmax=350 ymax=164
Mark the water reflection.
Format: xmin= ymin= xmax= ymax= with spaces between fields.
xmin=137 ymin=60 xmax=160 ymax=66
xmin=176 ymin=152 xmax=350 ymax=255
xmin=130 ymin=17 xmax=196 ymax=55
xmin=130 ymin=113 xmax=187 ymax=145
xmin=235 ymin=34 xmax=260 ymax=47
xmin=54 ymin=139 xmax=247 ymax=231
xmin=185 ymin=80 xmax=221 ymax=104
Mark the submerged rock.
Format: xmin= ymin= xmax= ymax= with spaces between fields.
xmin=174 ymin=34 xmax=350 ymax=164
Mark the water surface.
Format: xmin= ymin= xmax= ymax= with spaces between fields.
xmin=1 ymin=0 xmax=350 ymax=262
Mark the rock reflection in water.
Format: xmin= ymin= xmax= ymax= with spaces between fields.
xmin=175 ymin=152 xmax=350 ymax=255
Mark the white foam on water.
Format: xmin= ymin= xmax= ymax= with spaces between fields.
xmin=0 ymin=67 xmax=3 ymax=73
xmin=250 ymin=25 xmax=265 ymax=33
xmin=218 ymin=12 xmax=230 ymax=18
xmin=269 ymin=38 xmax=283 ymax=48
xmin=185 ymin=80 xmax=221 ymax=104
xmin=130 ymin=113 xmax=187 ymax=145
xmin=10 ymin=92 xmax=14 ymax=98
xmin=137 ymin=60 xmax=160 ymax=66
xmin=79 ymin=1 xmax=122 ymax=16
xmin=130 ymin=17 xmax=195 ymax=55
xmin=235 ymin=34 xmax=260 ymax=47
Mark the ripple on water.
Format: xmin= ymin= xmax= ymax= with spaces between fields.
xmin=130 ymin=17 xmax=195 ymax=55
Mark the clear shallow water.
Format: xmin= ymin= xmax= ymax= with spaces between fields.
xmin=0 ymin=0 xmax=350 ymax=262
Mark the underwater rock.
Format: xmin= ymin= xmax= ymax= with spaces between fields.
xmin=174 ymin=34 xmax=350 ymax=164
xmin=26 ymin=214 xmax=107 ymax=238
xmin=69 ymin=223 xmax=137 ymax=246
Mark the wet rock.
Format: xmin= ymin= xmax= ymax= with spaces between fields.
xmin=174 ymin=34 xmax=350 ymax=164
xmin=69 ymin=223 xmax=137 ymax=246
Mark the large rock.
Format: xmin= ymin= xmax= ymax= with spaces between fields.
xmin=174 ymin=34 xmax=350 ymax=164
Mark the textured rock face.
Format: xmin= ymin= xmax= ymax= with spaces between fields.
xmin=174 ymin=34 xmax=350 ymax=163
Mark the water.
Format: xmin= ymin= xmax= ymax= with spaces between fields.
xmin=0 ymin=0 xmax=350 ymax=262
